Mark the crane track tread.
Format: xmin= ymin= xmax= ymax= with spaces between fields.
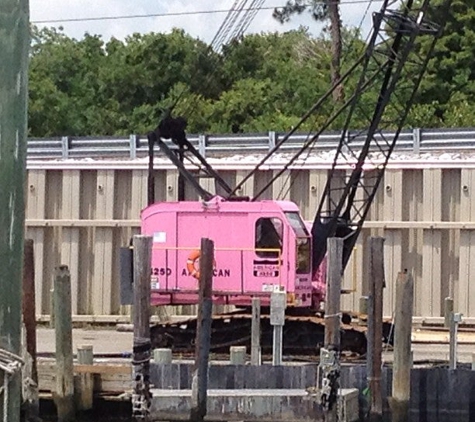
xmin=155 ymin=312 xmax=378 ymax=333
xmin=150 ymin=311 xmax=394 ymax=356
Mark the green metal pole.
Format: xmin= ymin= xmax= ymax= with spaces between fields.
xmin=0 ymin=1 xmax=30 ymax=422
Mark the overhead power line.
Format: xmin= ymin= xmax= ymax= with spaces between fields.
xmin=32 ymin=1 xmax=384 ymax=24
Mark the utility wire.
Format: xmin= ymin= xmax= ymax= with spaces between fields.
xmin=229 ymin=0 xmax=267 ymax=43
xmin=171 ymin=0 xmax=251 ymax=111
xmin=180 ymin=0 xmax=268 ymax=118
xmin=165 ymin=0 xmax=263 ymax=118
xmin=211 ymin=0 xmax=248 ymax=52
xmin=32 ymin=0 xmax=384 ymax=24
xmin=210 ymin=0 xmax=243 ymax=50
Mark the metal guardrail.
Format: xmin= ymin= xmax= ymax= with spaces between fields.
xmin=26 ymin=127 xmax=475 ymax=160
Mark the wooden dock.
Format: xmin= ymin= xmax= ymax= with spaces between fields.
xmin=37 ymin=359 xmax=132 ymax=400
xmin=36 ymin=358 xmax=360 ymax=421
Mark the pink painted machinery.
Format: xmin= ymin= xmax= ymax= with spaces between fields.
xmin=119 ymin=2 xmax=445 ymax=353
xmin=141 ymin=195 xmax=326 ymax=309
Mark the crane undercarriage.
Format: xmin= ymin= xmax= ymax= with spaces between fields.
xmin=150 ymin=311 xmax=394 ymax=357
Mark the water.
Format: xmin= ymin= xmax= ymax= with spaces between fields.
xmin=39 ymin=399 xmax=133 ymax=421
xmin=41 ymin=415 xmax=133 ymax=422
xmin=43 ymin=419 xmax=132 ymax=422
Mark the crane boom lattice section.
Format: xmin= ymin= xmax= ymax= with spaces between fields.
xmin=310 ymin=0 xmax=446 ymax=269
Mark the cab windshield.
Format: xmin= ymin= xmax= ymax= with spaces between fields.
xmin=285 ymin=212 xmax=311 ymax=274
xmin=255 ymin=217 xmax=282 ymax=258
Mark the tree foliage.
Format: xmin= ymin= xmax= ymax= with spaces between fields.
xmin=273 ymin=0 xmax=343 ymax=102
xmin=29 ymin=26 xmax=345 ymax=136
xmin=272 ymin=0 xmax=328 ymax=22
xmin=28 ymin=2 xmax=474 ymax=138
xmin=409 ymin=0 xmax=475 ymax=125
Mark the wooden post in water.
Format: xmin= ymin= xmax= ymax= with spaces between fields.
xmin=190 ymin=238 xmax=214 ymax=422
xmin=54 ymin=266 xmax=75 ymax=422
xmin=389 ymin=271 xmax=414 ymax=422
xmin=22 ymin=239 xmax=37 ymax=383
xmin=49 ymin=287 xmax=55 ymax=329
xmin=367 ymin=237 xmax=385 ymax=422
xmin=75 ymin=345 xmax=94 ymax=412
xmin=324 ymin=238 xmax=343 ymax=350
xmin=0 ymin=0 xmax=29 ymax=420
xmin=318 ymin=237 xmax=343 ymax=422
xmin=22 ymin=239 xmax=39 ymax=419
xmin=251 ymin=297 xmax=261 ymax=365
xmin=132 ymin=235 xmax=153 ymax=420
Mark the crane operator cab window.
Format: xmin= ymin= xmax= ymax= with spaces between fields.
xmin=285 ymin=212 xmax=311 ymax=274
xmin=255 ymin=217 xmax=282 ymax=258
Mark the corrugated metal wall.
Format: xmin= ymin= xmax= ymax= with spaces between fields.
xmin=26 ymin=163 xmax=475 ymax=321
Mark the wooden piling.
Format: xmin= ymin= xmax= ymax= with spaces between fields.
xmin=389 ymin=271 xmax=414 ymax=422
xmin=230 ymin=346 xmax=246 ymax=365
xmin=320 ymin=237 xmax=343 ymax=422
xmin=251 ymin=297 xmax=261 ymax=365
xmin=132 ymin=235 xmax=153 ymax=420
xmin=358 ymin=296 xmax=369 ymax=325
xmin=367 ymin=237 xmax=385 ymax=422
xmin=54 ymin=265 xmax=75 ymax=422
xmin=49 ymin=288 xmax=55 ymax=329
xmin=153 ymin=349 xmax=172 ymax=364
xmin=190 ymin=238 xmax=214 ymax=422
xmin=0 ymin=2 xmax=29 ymax=420
xmin=75 ymin=345 xmax=94 ymax=412
xmin=325 ymin=238 xmax=343 ymax=351
xmin=21 ymin=239 xmax=39 ymax=420
xmin=22 ymin=239 xmax=37 ymax=384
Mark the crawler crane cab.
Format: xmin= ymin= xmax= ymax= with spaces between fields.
xmin=141 ymin=196 xmax=323 ymax=309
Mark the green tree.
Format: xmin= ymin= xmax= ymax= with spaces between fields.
xmin=411 ymin=0 xmax=475 ymax=125
xmin=28 ymin=25 xmax=376 ymax=137
xmin=28 ymin=27 xmax=224 ymax=136
xmin=273 ymin=0 xmax=343 ymax=102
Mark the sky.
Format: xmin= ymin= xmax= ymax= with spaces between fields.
xmin=30 ymin=0 xmax=386 ymax=43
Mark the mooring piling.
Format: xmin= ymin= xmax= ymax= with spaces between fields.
xmin=389 ymin=271 xmax=414 ymax=422
xmin=132 ymin=235 xmax=153 ymax=420
xmin=153 ymin=348 xmax=172 ymax=365
xmin=318 ymin=237 xmax=343 ymax=422
xmin=190 ymin=238 xmax=214 ymax=422
xmin=21 ymin=239 xmax=39 ymax=420
xmin=0 ymin=0 xmax=30 ymax=420
xmin=251 ymin=297 xmax=261 ymax=365
xmin=54 ymin=265 xmax=75 ymax=422
xmin=367 ymin=237 xmax=385 ymax=422
xmin=324 ymin=238 xmax=343 ymax=350
xmin=75 ymin=345 xmax=94 ymax=412
xmin=230 ymin=346 xmax=246 ymax=365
